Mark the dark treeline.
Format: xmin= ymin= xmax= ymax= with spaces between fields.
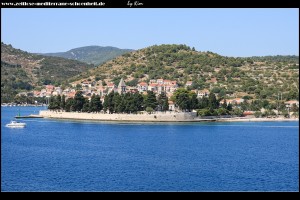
xmin=48 ymin=91 xmax=169 ymax=114
xmin=48 ymin=89 xmax=299 ymax=117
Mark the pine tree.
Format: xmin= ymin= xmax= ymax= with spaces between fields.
xmin=56 ymin=95 xmax=61 ymax=110
xmin=103 ymin=92 xmax=115 ymax=114
xmin=190 ymin=93 xmax=198 ymax=110
xmin=61 ymin=95 xmax=66 ymax=110
xmin=73 ymin=91 xmax=85 ymax=112
xmin=208 ymin=93 xmax=219 ymax=109
xmin=48 ymin=96 xmax=56 ymax=110
xmin=222 ymin=99 xmax=227 ymax=109
xmin=82 ymin=98 xmax=90 ymax=112
xmin=65 ymin=98 xmax=74 ymax=112
xmin=144 ymin=91 xmax=158 ymax=110
xmin=158 ymin=92 xmax=169 ymax=111
xmin=176 ymin=92 xmax=190 ymax=111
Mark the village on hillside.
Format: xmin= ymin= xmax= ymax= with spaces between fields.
xmin=3 ymin=77 xmax=298 ymax=119
xmin=10 ymin=78 xmax=210 ymax=110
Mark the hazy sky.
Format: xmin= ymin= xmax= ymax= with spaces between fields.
xmin=1 ymin=8 xmax=299 ymax=57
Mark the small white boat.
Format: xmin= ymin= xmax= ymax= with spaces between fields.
xmin=5 ymin=121 xmax=26 ymax=128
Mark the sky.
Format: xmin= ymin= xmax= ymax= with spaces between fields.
xmin=1 ymin=8 xmax=299 ymax=57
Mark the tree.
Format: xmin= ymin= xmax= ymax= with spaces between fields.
xmin=190 ymin=92 xmax=198 ymax=110
xmin=291 ymin=104 xmax=299 ymax=112
xmin=216 ymin=107 xmax=228 ymax=116
xmin=218 ymin=89 xmax=226 ymax=99
xmin=60 ymin=95 xmax=66 ymax=110
xmin=254 ymin=111 xmax=261 ymax=118
xmin=146 ymin=106 xmax=154 ymax=114
xmin=76 ymin=84 xmax=81 ymax=90
xmin=73 ymin=91 xmax=85 ymax=112
xmin=133 ymin=92 xmax=144 ymax=112
xmin=208 ymin=93 xmax=219 ymax=109
xmin=158 ymin=92 xmax=169 ymax=111
xmin=172 ymin=88 xmax=193 ymax=111
xmin=65 ymin=98 xmax=74 ymax=112
xmin=232 ymin=108 xmax=243 ymax=117
xmin=198 ymin=97 xmax=209 ymax=109
xmin=82 ymin=98 xmax=90 ymax=112
xmin=56 ymin=95 xmax=61 ymax=110
xmin=144 ymin=91 xmax=158 ymax=110
xmin=48 ymin=96 xmax=56 ymax=110
xmin=227 ymin=103 xmax=233 ymax=111
xmin=115 ymin=93 xmax=126 ymax=113
xmin=103 ymin=92 xmax=115 ymax=114
xmin=90 ymin=94 xmax=103 ymax=112
xmin=176 ymin=92 xmax=190 ymax=111
xmin=222 ymin=99 xmax=227 ymax=109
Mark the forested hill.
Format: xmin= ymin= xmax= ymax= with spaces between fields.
xmin=71 ymin=44 xmax=299 ymax=102
xmin=248 ymin=55 xmax=299 ymax=63
xmin=42 ymin=46 xmax=134 ymax=65
xmin=1 ymin=42 xmax=93 ymax=102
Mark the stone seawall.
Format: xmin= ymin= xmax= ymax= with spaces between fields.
xmin=39 ymin=110 xmax=198 ymax=122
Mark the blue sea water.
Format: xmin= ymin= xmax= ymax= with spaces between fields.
xmin=1 ymin=106 xmax=299 ymax=191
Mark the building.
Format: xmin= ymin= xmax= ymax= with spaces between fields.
xmin=137 ymin=82 xmax=148 ymax=92
xmin=197 ymin=89 xmax=210 ymax=98
xmin=46 ymin=85 xmax=55 ymax=92
xmin=285 ymin=100 xmax=299 ymax=108
xmin=107 ymin=83 xmax=115 ymax=93
xmin=148 ymin=83 xmax=158 ymax=92
xmin=117 ymin=78 xmax=126 ymax=94
xmin=157 ymin=79 xmax=164 ymax=84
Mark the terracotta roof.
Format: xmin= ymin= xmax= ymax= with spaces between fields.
xmin=138 ymin=82 xmax=148 ymax=86
xmin=46 ymin=85 xmax=54 ymax=89
xmin=243 ymin=111 xmax=254 ymax=115
xmin=285 ymin=100 xmax=299 ymax=104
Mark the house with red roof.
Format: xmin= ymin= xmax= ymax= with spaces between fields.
xmin=137 ymin=82 xmax=148 ymax=92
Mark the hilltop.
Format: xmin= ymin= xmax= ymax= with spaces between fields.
xmin=71 ymin=44 xmax=299 ymax=102
xmin=41 ymin=46 xmax=134 ymax=65
xmin=1 ymin=42 xmax=93 ymax=102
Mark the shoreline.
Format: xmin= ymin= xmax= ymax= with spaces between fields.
xmin=39 ymin=110 xmax=299 ymax=123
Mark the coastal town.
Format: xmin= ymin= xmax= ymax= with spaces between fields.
xmin=2 ymin=77 xmax=299 ymax=120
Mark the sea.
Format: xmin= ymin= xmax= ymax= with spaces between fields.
xmin=1 ymin=106 xmax=299 ymax=192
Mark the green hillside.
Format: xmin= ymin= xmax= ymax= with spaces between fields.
xmin=1 ymin=42 xmax=94 ymax=103
xmin=73 ymin=44 xmax=299 ymax=102
xmin=42 ymin=46 xmax=134 ymax=65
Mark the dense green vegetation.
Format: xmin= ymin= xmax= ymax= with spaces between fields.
xmin=43 ymin=46 xmax=133 ymax=65
xmin=249 ymin=55 xmax=299 ymax=63
xmin=49 ymin=91 xmax=169 ymax=114
xmin=76 ymin=44 xmax=298 ymax=103
xmin=2 ymin=43 xmax=299 ymax=112
xmin=1 ymin=42 xmax=94 ymax=103
xmin=48 ymin=87 xmax=298 ymax=117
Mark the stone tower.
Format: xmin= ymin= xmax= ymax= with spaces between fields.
xmin=118 ymin=78 xmax=126 ymax=94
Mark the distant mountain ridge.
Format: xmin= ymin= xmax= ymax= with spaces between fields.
xmin=42 ymin=45 xmax=134 ymax=65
